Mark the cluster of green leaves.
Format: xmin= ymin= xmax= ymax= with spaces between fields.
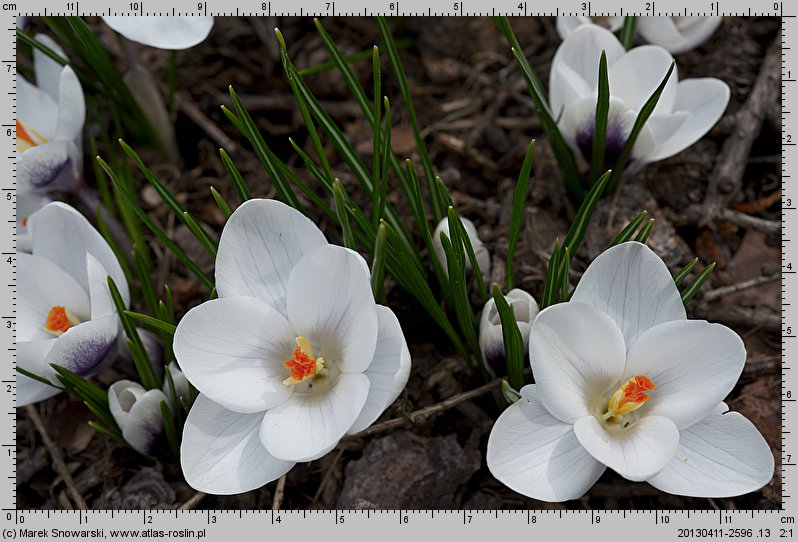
xmin=493 ymin=16 xmax=673 ymax=199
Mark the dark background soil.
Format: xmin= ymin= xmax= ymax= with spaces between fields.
xmin=16 ymin=16 xmax=783 ymax=510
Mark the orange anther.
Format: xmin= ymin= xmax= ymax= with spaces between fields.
xmin=283 ymin=336 xmax=324 ymax=386
xmin=45 ymin=306 xmax=76 ymax=336
xmin=606 ymin=374 xmax=656 ymax=419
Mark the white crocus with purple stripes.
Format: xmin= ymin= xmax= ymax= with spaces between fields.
xmin=479 ymin=289 xmax=538 ymax=373
xmin=175 ymin=199 xmax=411 ymax=495
xmin=550 ymin=24 xmax=729 ymax=171
xmin=101 ymin=16 xmax=214 ymax=50
xmin=487 ymin=242 xmax=773 ymax=501
xmin=109 ymin=380 xmax=169 ymax=456
xmin=18 ymin=34 xmax=85 ymax=193
xmin=556 ymin=16 xmax=722 ymax=55
xmin=18 ymin=203 xmax=129 ymax=406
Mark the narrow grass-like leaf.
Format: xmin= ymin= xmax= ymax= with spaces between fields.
xmin=82 ymin=399 xmax=118 ymax=430
xmin=160 ymin=401 xmax=180 ymax=456
xmin=610 ymin=210 xmax=648 ymax=246
xmin=493 ymin=17 xmax=582 ymax=199
xmin=620 ymin=16 xmax=637 ymax=50
xmin=372 ymin=223 xmax=388 ymax=302
xmin=541 ymin=239 xmax=561 ymax=309
xmin=674 ymin=258 xmax=699 ymax=286
xmin=210 ymin=186 xmax=233 ymax=219
xmin=133 ymin=243 xmax=158 ymax=317
xmin=219 ymin=148 xmax=252 ymax=202
xmin=607 ymin=62 xmax=675 ymax=193
xmin=590 ymin=52 xmax=610 ymax=184
xmin=501 ymin=380 xmax=522 ymax=405
xmin=376 ymin=16 xmax=444 ymax=222
xmin=563 ymin=170 xmax=612 ymax=255
xmin=681 ymin=263 xmax=716 ymax=305
xmin=183 ymin=212 xmax=218 ymax=260
xmin=125 ymin=311 xmax=177 ymax=335
xmin=333 ymin=180 xmax=357 ymax=250
xmin=88 ymin=421 xmax=127 ymax=446
xmin=17 ymin=367 xmax=60 ymax=388
xmin=50 ymin=365 xmax=106 ymax=408
xmin=372 ymin=46 xmax=382 ymax=226
xmin=633 ymin=218 xmax=655 ymax=243
xmin=506 ymin=140 xmax=535 ymax=290
xmin=374 ymin=97 xmax=391 ymax=227
xmin=492 ymin=284 xmax=525 ymax=391
xmin=97 ymin=157 xmax=214 ymax=290
xmin=559 ymin=245 xmax=571 ymax=302
xmin=94 ymin=206 xmax=134 ymax=285
xmin=439 ymin=226 xmax=478 ymax=374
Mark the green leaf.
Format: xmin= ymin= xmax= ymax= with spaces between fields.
xmin=563 ymin=170 xmax=612 ymax=256
xmin=333 ymin=180 xmax=357 ymax=250
xmin=133 ymin=243 xmax=158 ymax=317
xmin=183 ymin=212 xmax=218 ymax=260
xmin=506 ymin=140 xmax=535 ymax=290
xmin=633 ymin=218 xmax=655 ymax=243
xmin=125 ymin=311 xmax=177 ymax=335
xmin=17 ymin=367 xmax=61 ymax=389
xmin=372 ymin=46 xmax=382 ymax=226
xmin=610 ymin=210 xmax=648 ymax=246
xmin=590 ymin=51 xmax=610 ymax=184
xmin=160 ymin=401 xmax=180 ymax=457
xmin=673 ymin=257 xmax=699 ymax=286
xmin=501 ymin=380 xmax=522 ymax=405
xmin=541 ymin=239 xmax=561 ymax=309
xmin=219 ymin=148 xmax=252 ymax=202
xmin=88 ymin=421 xmax=127 ymax=446
xmin=492 ymin=284 xmax=525 ymax=391
xmin=376 ymin=17 xmax=444 ymax=222
xmin=97 ymin=156 xmax=214 ymax=290
xmin=607 ymin=62 xmax=675 ymax=193
xmin=493 ymin=17 xmax=582 ymax=199
xmin=371 ymin=223 xmax=388 ymax=302
xmin=373 ymin=97 xmax=391 ymax=226
xmin=210 ymin=186 xmax=233 ymax=219
xmin=681 ymin=262 xmax=716 ymax=305
xmin=619 ymin=16 xmax=637 ymax=50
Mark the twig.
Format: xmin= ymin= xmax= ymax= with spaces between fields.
xmin=176 ymin=92 xmax=238 ymax=153
xmin=703 ymin=275 xmax=779 ymax=302
xmin=312 ymin=448 xmax=345 ymax=504
xmin=272 ymin=475 xmax=287 ymax=510
xmin=343 ymin=377 xmax=503 ymax=441
xmin=177 ymin=491 xmax=206 ymax=510
xmin=719 ymin=208 xmax=780 ymax=235
xmin=25 ymin=405 xmax=88 ymax=510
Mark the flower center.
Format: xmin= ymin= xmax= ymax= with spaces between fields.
xmin=44 ymin=306 xmax=81 ymax=337
xmin=283 ymin=336 xmax=325 ymax=386
xmin=17 ymin=120 xmax=48 ymax=153
xmin=602 ymin=375 xmax=655 ymax=423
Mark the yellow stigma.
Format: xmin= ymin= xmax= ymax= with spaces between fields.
xmin=603 ymin=375 xmax=656 ymax=422
xmin=283 ymin=336 xmax=324 ymax=386
xmin=17 ymin=120 xmax=48 ymax=153
xmin=44 ymin=306 xmax=81 ymax=337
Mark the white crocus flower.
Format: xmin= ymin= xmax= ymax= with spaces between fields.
xmin=18 ymin=203 xmax=129 ymax=406
xmin=479 ymin=289 xmax=539 ymax=371
xmin=550 ymin=24 xmax=729 ymax=171
xmin=556 ymin=16 xmax=722 ymax=55
xmin=109 ymin=380 xmax=168 ymax=456
xmin=17 ymin=190 xmax=52 ymax=253
xmin=175 ymin=199 xmax=411 ymax=495
xmin=101 ymin=16 xmax=214 ymax=50
xmin=18 ymin=35 xmax=85 ymax=192
xmin=432 ymin=217 xmax=491 ymax=280
xmin=488 ymin=242 xmax=773 ymax=501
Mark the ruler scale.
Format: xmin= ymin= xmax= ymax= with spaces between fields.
xmin=5 ymin=1 xmax=795 ymax=539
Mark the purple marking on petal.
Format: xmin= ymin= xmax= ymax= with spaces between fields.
xmin=58 ymin=334 xmax=115 ymax=376
xmin=575 ymin=110 xmax=635 ymax=170
xmin=19 ymin=150 xmax=70 ymax=190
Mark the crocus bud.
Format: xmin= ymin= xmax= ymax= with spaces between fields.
xmin=432 ymin=217 xmax=491 ymax=279
xmin=163 ymin=361 xmax=191 ymax=410
xmin=479 ymin=289 xmax=539 ymax=374
xmin=109 ymin=380 xmax=169 ymax=456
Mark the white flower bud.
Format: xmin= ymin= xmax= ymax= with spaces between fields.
xmin=432 ymin=217 xmax=491 ymax=279
xmin=479 ymin=289 xmax=539 ymax=373
xmin=109 ymin=380 xmax=169 ymax=456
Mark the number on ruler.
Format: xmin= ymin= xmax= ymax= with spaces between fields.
xmin=326 ymin=1 xmax=331 ymax=12
xmin=517 ymin=2 xmax=523 ymax=10
xmin=262 ymin=2 xmax=267 ymax=9
xmin=130 ymin=2 xmax=140 ymax=10
xmin=645 ymin=2 xmax=653 ymax=12
xmin=581 ymin=2 xmax=587 ymax=10
xmin=66 ymin=2 xmax=76 ymax=10
xmin=390 ymin=2 xmax=395 ymax=10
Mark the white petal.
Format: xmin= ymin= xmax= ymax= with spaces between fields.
xmin=53 ymin=65 xmax=85 ymax=142
xmin=286 ymin=245 xmax=378 ymax=374
xmin=570 ymin=242 xmax=685 ymax=349
xmin=347 ymin=306 xmax=411 ymax=435
xmin=479 ymin=288 xmax=538 ymax=368
xmin=648 ymin=404 xmax=774 ymax=497
xmin=18 ymin=75 xmax=57 ymax=139
xmin=101 ymin=16 xmax=214 ymax=50
xmin=123 ymin=388 xmax=169 ymax=456
xmin=181 ymin=394 xmax=295 ymax=494
xmin=530 ymin=302 xmax=626 ymax=424
xmin=487 ymin=385 xmax=605 ymax=502
xmin=86 ymin=253 xmax=116 ymax=319
xmin=18 ymin=252 xmax=90 ymax=342
xmin=215 ymin=199 xmax=327 ymax=316
xmin=646 ymin=78 xmax=730 ymax=162
xmin=173 ymin=296 xmax=296 ymax=414
xmin=109 ymin=379 xmax=145 ymax=430
xmin=574 ymin=414 xmax=679 ymax=481
xmin=625 ymin=319 xmax=746 ymax=429
xmin=30 ymin=202 xmax=129 ymax=306
xmin=431 ymin=216 xmax=490 ymax=279
xmin=549 ymin=24 xmax=625 ymax=117
xmin=17 ymin=140 xmax=70 ymax=191
xmin=260 ymin=373 xmax=370 ymax=462
xmin=555 ymin=16 xmax=592 ymax=40
xmin=16 ymin=190 xmax=51 ymax=253
xmin=33 ymin=34 xmax=68 ymax=102
xmin=44 ymin=314 xmax=118 ymax=377
xmin=608 ymin=45 xmax=678 ymax=114
xmin=637 ymin=17 xmax=722 ymax=55
xmin=17 ymin=339 xmax=60 ymax=406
